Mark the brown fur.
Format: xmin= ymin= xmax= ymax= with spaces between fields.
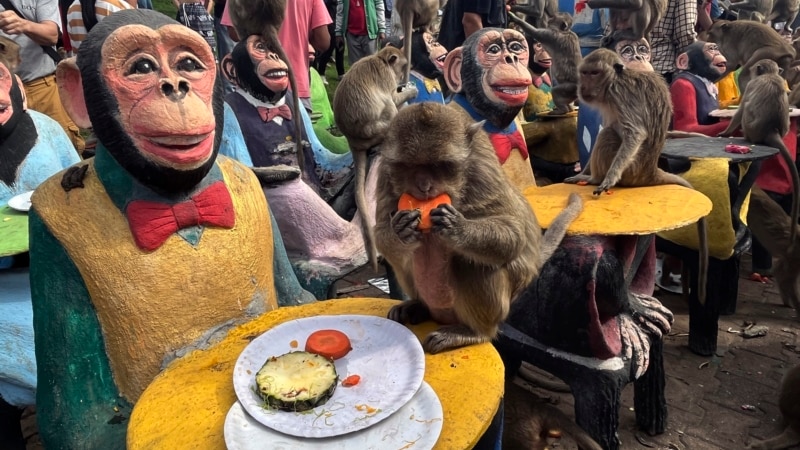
xmin=706 ymin=20 xmax=796 ymax=92
xmin=769 ymin=0 xmax=800 ymax=33
xmin=719 ymin=59 xmax=800 ymax=251
xmin=333 ymin=46 xmax=418 ymax=270
xmin=504 ymin=381 xmax=603 ymax=450
xmin=728 ymin=0 xmax=774 ymax=23
xmin=511 ymin=0 xmax=559 ymax=28
xmin=747 ymin=186 xmax=800 ymax=320
xmin=747 ymin=364 xmax=800 ymax=449
xmin=374 ymin=102 xmax=582 ymax=353
xmin=565 ymin=48 xmax=708 ymax=302
xmin=227 ymin=0 xmax=306 ymax=176
xmin=0 ymin=36 xmax=20 ymax=74
xmin=585 ymin=0 xmax=667 ymax=41
xmin=508 ymin=12 xmax=581 ymax=115
xmin=394 ymin=0 xmax=440 ymax=84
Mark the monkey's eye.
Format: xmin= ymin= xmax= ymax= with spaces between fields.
xmin=637 ymin=45 xmax=650 ymax=55
xmin=176 ymin=57 xmax=203 ymax=72
xmin=128 ymin=58 xmax=158 ymax=75
xmin=507 ymin=41 xmax=526 ymax=53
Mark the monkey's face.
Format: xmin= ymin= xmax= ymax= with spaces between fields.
xmin=246 ymin=35 xmax=290 ymax=96
xmin=102 ymin=24 xmax=217 ymax=172
xmin=424 ymin=32 xmax=447 ymax=74
xmin=0 ymin=63 xmax=14 ymax=126
xmin=753 ymin=59 xmax=781 ymax=76
xmin=578 ymin=50 xmax=620 ymax=105
xmin=379 ymin=46 xmax=410 ymax=84
xmin=532 ymin=42 xmax=552 ymax=70
xmin=614 ymin=38 xmax=652 ymax=72
xmin=390 ymin=160 xmax=462 ymax=200
xmin=475 ymin=29 xmax=531 ymax=107
xmin=411 ymin=31 xmax=447 ymax=78
xmin=703 ymin=43 xmax=727 ymax=76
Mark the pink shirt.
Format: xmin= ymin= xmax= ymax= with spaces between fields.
xmin=222 ymin=0 xmax=331 ymax=99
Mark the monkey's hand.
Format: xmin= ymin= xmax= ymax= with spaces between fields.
xmin=429 ymin=204 xmax=464 ymax=235
xmin=391 ymin=209 xmax=423 ymax=244
xmin=395 ymin=83 xmax=419 ymax=105
xmin=563 ymin=173 xmax=592 ymax=184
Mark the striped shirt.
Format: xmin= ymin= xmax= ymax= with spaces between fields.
xmin=650 ymin=0 xmax=698 ymax=75
xmin=67 ymin=0 xmax=135 ymax=51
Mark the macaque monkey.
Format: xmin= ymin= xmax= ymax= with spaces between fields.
xmin=747 ymin=186 xmax=800 ymax=319
xmin=585 ymin=0 xmax=667 ymax=41
xmin=0 ymin=36 xmax=20 ymax=74
xmin=394 ymin=0 xmax=441 ymax=84
xmin=504 ymin=381 xmax=603 ymax=450
xmin=769 ymin=0 xmax=800 ymax=34
xmin=226 ymin=0 xmax=305 ymax=171
xmin=375 ymin=102 xmax=583 ymax=354
xmin=727 ymin=0 xmax=774 ymax=22
xmin=333 ymin=46 xmax=418 ymax=270
xmin=510 ymin=0 xmax=559 ymax=29
xmin=747 ymin=364 xmax=800 ymax=449
xmin=508 ymin=12 xmax=581 ymax=115
xmin=706 ymin=20 xmax=796 ymax=92
xmin=719 ymin=59 xmax=800 ymax=250
xmin=564 ymin=48 xmax=708 ymax=302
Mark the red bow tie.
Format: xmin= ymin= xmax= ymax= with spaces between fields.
xmin=126 ymin=181 xmax=236 ymax=251
xmin=489 ymin=129 xmax=529 ymax=164
xmin=257 ymin=104 xmax=293 ymax=122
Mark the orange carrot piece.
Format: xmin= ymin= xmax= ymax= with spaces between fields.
xmin=342 ymin=374 xmax=361 ymax=387
xmin=305 ymin=329 xmax=352 ymax=360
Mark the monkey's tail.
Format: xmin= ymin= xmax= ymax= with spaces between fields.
xmin=402 ymin=9 xmax=413 ymax=85
xmin=354 ymin=149 xmax=378 ymax=271
xmin=537 ymin=403 xmax=603 ymax=450
xmin=539 ymin=192 xmax=583 ymax=265
xmin=764 ymin=133 xmax=800 ymax=252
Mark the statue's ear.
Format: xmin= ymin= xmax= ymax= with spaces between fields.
xmin=14 ymin=75 xmax=26 ymax=111
xmin=221 ymin=53 xmax=239 ymax=86
xmin=675 ymin=52 xmax=690 ymax=71
xmin=56 ymin=57 xmax=91 ymax=129
xmin=444 ymin=46 xmax=463 ymax=94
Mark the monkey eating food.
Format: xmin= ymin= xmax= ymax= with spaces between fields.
xmin=565 ymin=48 xmax=709 ymax=302
xmin=333 ymin=46 xmax=418 ymax=270
xmin=508 ymin=12 xmax=581 ymax=116
xmin=719 ymin=59 xmax=800 ymax=250
xmin=375 ymin=102 xmax=583 ymax=354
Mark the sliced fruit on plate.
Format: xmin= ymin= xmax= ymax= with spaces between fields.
xmin=255 ymin=351 xmax=338 ymax=412
xmin=305 ymin=329 xmax=352 ymax=360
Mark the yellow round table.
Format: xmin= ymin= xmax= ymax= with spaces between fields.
xmin=524 ymin=183 xmax=713 ymax=234
xmin=127 ymin=298 xmax=504 ymax=449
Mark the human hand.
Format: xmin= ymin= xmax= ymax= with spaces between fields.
xmin=0 ymin=11 xmax=29 ymax=36
xmin=379 ymin=32 xmax=386 ymax=41
xmin=335 ymin=36 xmax=344 ymax=50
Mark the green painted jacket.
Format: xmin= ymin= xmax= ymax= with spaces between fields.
xmin=335 ymin=0 xmax=385 ymax=40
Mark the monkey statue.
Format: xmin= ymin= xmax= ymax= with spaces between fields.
xmin=375 ymin=101 xmax=583 ymax=354
xmin=405 ymin=29 xmax=448 ymax=104
xmin=31 ymin=9 xmax=314 ymax=448
xmin=746 ymin=363 xmax=800 ymax=449
xmin=443 ymin=27 xmax=536 ymax=190
xmin=333 ymin=45 xmax=418 ymax=270
xmin=0 ymin=59 xmax=80 ymax=440
xmin=221 ymin=34 xmax=369 ymax=295
xmin=508 ymin=12 xmax=581 ymax=116
xmin=0 ymin=36 xmax=20 ymax=74
xmin=671 ymin=41 xmax=731 ymax=136
xmin=706 ymin=20 xmax=796 ymax=93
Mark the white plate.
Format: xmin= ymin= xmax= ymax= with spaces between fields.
xmin=224 ymin=381 xmax=443 ymax=449
xmin=233 ymin=315 xmax=425 ymax=438
xmin=7 ymin=191 xmax=33 ymax=212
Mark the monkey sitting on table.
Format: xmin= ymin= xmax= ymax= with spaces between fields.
xmin=375 ymin=102 xmax=583 ymax=354
xmin=31 ymin=9 xmax=314 ymax=448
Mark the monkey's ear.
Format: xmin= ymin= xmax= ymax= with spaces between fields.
xmin=221 ymin=54 xmax=238 ymax=86
xmin=56 ymin=57 xmax=91 ymax=129
xmin=675 ymin=52 xmax=690 ymax=71
xmin=466 ymin=120 xmax=486 ymax=140
xmin=613 ymin=62 xmax=624 ymax=74
xmin=444 ymin=46 xmax=464 ymax=93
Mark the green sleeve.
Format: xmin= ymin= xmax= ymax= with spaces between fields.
xmin=29 ymin=208 xmax=131 ymax=450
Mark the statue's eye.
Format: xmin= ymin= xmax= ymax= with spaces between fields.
xmin=177 ymin=57 xmax=203 ymax=72
xmin=487 ymin=43 xmax=502 ymax=54
xmin=508 ymin=41 xmax=525 ymax=53
xmin=129 ymin=58 xmax=157 ymax=75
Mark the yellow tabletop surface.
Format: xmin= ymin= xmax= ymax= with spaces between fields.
xmin=127 ymin=298 xmax=505 ymax=450
xmin=525 ymin=183 xmax=713 ymax=235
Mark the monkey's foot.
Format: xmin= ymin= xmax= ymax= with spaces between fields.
xmin=563 ymin=174 xmax=592 ymax=184
xmin=388 ymin=299 xmax=431 ymax=325
xmin=423 ymin=324 xmax=489 ymax=354
xmin=593 ymin=180 xmax=617 ymax=196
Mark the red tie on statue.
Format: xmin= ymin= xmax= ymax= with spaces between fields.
xmin=489 ymin=129 xmax=529 ymax=164
xmin=257 ymin=104 xmax=293 ymax=122
xmin=126 ymin=181 xmax=236 ymax=251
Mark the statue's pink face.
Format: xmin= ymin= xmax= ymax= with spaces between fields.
xmin=0 ymin=63 xmax=14 ymax=126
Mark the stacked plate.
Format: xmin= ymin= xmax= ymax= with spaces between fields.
xmin=226 ymin=315 xmax=443 ymax=449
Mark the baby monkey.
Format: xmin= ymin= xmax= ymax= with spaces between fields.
xmin=565 ymin=48 xmax=708 ymax=302
xmin=375 ymin=102 xmax=582 ymax=354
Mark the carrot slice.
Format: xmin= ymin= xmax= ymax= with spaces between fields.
xmin=397 ymin=193 xmax=452 ymax=231
xmin=305 ymin=329 xmax=352 ymax=360
xmin=342 ymin=374 xmax=361 ymax=387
